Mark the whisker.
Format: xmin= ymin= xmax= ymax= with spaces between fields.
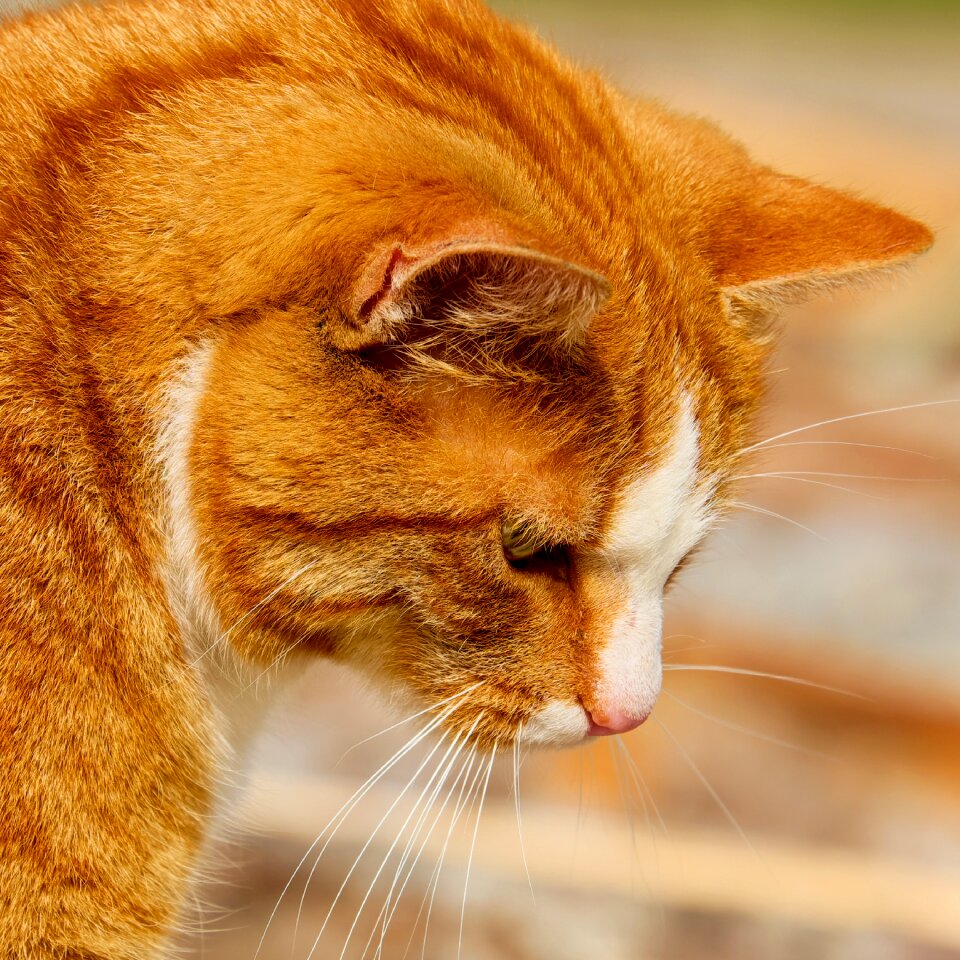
xmin=663 ymin=633 xmax=708 ymax=647
xmin=303 ymin=730 xmax=456 ymax=960
xmin=259 ymin=723 xmax=439 ymax=960
xmin=662 ymin=689 xmax=831 ymax=760
xmin=757 ymin=439 xmax=938 ymax=460
xmin=376 ymin=747 xmax=464 ymax=924
xmin=338 ymin=682 xmax=483 ymax=764
xmin=737 ymin=470 xmax=941 ymax=483
xmin=663 ymin=643 xmax=712 ymax=660
xmin=334 ymin=731 xmax=467 ymax=960
xmin=734 ymin=474 xmax=886 ymax=500
xmin=608 ymin=739 xmax=638 ymax=854
xmin=415 ymin=745 xmax=485 ymax=960
xmin=366 ymin=735 xmax=477 ymax=960
xmin=741 ymin=398 xmax=960 ymax=454
xmin=274 ymin=697 xmax=464 ymax=959
xmin=365 ymin=750 xmax=466 ymax=960
xmin=729 ymin=500 xmax=829 ymax=541
xmin=458 ymin=744 xmax=497 ymax=960
xmin=615 ymin=739 xmax=668 ymax=839
xmin=513 ymin=726 xmax=535 ymax=905
xmin=614 ymin=739 xmax=668 ymax=930
xmin=663 ymin=663 xmax=866 ymax=699
xmin=574 ymin=747 xmax=587 ymax=862
xmin=652 ymin=716 xmax=757 ymax=858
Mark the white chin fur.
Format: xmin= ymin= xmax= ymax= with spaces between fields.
xmin=521 ymin=700 xmax=590 ymax=748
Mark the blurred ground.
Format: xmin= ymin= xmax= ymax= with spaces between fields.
xmin=3 ymin=0 xmax=959 ymax=958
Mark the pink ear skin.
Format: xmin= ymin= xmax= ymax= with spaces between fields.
xmin=356 ymin=245 xmax=415 ymax=321
xmin=334 ymin=230 xmax=612 ymax=352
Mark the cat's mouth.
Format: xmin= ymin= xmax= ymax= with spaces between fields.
xmin=421 ymin=693 xmax=651 ymax=752
xmin=384 ymin=665 xmax=658 ymax=754
xmin=521 ymin=700 xmax=650 ymax=748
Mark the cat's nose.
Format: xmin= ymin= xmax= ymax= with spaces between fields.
xmin=585 ymin=705 xmax=650 ymax=737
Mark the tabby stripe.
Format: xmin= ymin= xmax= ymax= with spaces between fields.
xmin=223 ymin=505 xmax=500 ymax=544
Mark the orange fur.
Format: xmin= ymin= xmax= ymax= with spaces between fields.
xmin=0 ymin=0 xmax=931 ymax=953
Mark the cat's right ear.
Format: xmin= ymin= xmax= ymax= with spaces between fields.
xmin=330 ymin=237 xmax=611 ymax=351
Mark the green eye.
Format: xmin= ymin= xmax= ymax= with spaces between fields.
xmin=501 ymin=519 xmax=548 ymax=563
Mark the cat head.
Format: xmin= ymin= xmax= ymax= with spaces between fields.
xmin=155 ymin=11 xmax=930 ymax=752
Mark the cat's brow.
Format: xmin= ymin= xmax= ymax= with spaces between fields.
xmin=239 ymin=506 xmax=502 ymax=540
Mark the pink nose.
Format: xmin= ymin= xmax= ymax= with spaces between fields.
xmin=585 ymin=706 xmax=650 ymax=737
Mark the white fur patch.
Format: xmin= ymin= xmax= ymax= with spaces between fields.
xmin=157 ymin=342 xmax=294 ymax=816
xmin=593 ymin=393 xmax=714 ymax=721
xmin=522 ymin=700 xmax=590 ymax=748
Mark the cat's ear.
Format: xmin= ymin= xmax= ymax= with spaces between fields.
xmin=334 ymin=238 xmax=611 ymax=351
xmin=714 ymin=170 xmax=933 ymax=324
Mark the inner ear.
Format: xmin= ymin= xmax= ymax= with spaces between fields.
xmin=334 ymin=238 xmax=611 ymax=351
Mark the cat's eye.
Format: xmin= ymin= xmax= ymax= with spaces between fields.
xmin=501 ymin=519 xmax=569 ymax=579
xmin=501 ymin=519 xmax=546 ymax=563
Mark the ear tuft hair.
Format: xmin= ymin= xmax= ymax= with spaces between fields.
xmin=332 ymin=237 xmax=611 ymax=352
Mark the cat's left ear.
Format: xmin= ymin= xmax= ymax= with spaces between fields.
xmin=714 ymin=170 xmax=933 ymax=323
xmin=334 ymin=237 xmax=611 ymax=351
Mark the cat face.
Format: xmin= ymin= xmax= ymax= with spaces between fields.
xmin=156 ymin=14 xmax=930 ymax=754
xmin=182 ymin=234 xmax=760 ymax=751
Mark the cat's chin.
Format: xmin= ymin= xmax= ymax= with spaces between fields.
xmin=520 ymin=701 xmax=592 ymax=749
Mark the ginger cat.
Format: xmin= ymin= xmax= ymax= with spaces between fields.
xmin=0 ymin=0 xmax=931 ymax=955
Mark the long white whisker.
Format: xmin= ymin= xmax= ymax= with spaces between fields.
xmin=458 ymin=744 xmax=497 ymax=960
xmin=416 ymin=745 xmax=485 ymax=960
xmin=287 ymin=698 xmax=464 ymax=955
xmin=257 ymin=703 xmax=455 ymax=960
xmin=574 ymin=748 xmax=587 ymax=859
xmin=653 ymin=716 xmax=757 ymax=858
xmin=615 ymin=739 xmax=668 ymax=839
xmin=735 ymin=473 xmax=886 ymax=500
xmin=741 ymin=398 xmax=960 ymax=454
xmin=304 ymin=730 xmax=455 ymax=960
xmin=609 ymin=738 xmax=639 ymax=860
xmin=335 ymin=732 xmax=466 ymax=960
xmin=513 ymin=727 xmax=535 ymax=904
xmin=729 ymin=500 xmax=828 ymax=541
xmin=662 ymin=689 xmax=830 ymax=759
xmin=366 ymin=736 xmax=469 ymax=960
xmin=614 ymin=739 xmax=668 ymax=930
xmin=368 ymin=723 xmax=481 ymax=959
xmin=737 ymin=470 xmax=940 ymax=483
xmin=367 ymin=767 xmax=459 ymax=960
xmin=757 ymin=439 xmax=938 ymax=460
xmin=663 ymin=664 xmax=865 ymax=699
xmin=609 ymin=739 xmax=646 ymax=901
xmin=339 ymin=683 xmax=483 ymax=764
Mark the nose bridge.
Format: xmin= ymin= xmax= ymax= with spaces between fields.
xmin=582 ymin=585 xmax=664 ymax=726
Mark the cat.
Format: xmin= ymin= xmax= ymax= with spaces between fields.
xmin=0 ymin=0 xmax=931 ymax=955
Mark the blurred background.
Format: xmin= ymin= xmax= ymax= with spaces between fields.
xmin=3 ymin=0 xmax=959 ymax=957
